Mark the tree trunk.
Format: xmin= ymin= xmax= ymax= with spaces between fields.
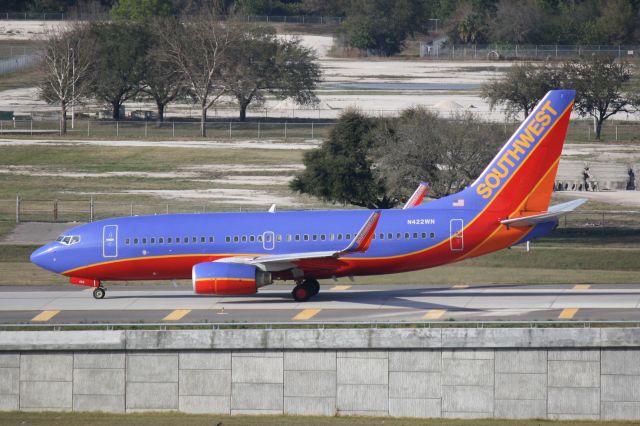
xmin=60 ymin=101 xmax=67 ymax=135
xmin=112 ymin=101 xmax=121 ymax=120
xmin=595 ymin=118 xmax=603 ymax=140
xmin=239 ymin=102 xmax=248 ymax=122
xmin=156 ymin=102 xmax=165 ymax=125
xmin=200 ymin=106 xmax=207 ymax=137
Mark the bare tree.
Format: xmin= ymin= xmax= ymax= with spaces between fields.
xmin=160 ymin=12 xmax=236 ymax=137
xmin=40 ymin=24 xmax=95 ymax=134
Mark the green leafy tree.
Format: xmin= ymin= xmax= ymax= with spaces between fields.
xmin=565 ymin=55 xmax=635 ymax=140
xmin=111 ymin=0 xmax=174 ymax=21
xmin=90 ymin=22 xmax=150 ymax=119
xmin=291 ymin=110 xmax=395 ymax=209
xmin=481 ymin=62 xmax=562 ymax=119
xmin=222 ymin=25 xmax=321 ymax=121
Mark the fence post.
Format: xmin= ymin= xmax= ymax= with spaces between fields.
xmin=229 ymin=121 xmax=232 ymax=139
xmin=87 ymin=120 xmax=90 ymax=137
xmin=166 ymin=204 xmax=169 ymax=214
xmin=90 ymin=196 xmax=94 ymax=222
xmin=284 ymin=122 xmax=287 ymax=140
xmin=172 ymin=122 xmax=175 ymax=138
xmin=616 ymin=125 xmax=618 ymax=141
xmin=311 ymin=122 xmax=314 ymax=139
xmin=15 ymin=195 xmax=20 ymax=224
xmin=257 ymin=121 xmax=260 ymax=140
xmin=130 ymin=203 xmax=133 ymax=216
xmin=30 ymin=120 xmax=33 ymax=136
xmin=53 ymin=200 xmax=58 ymax=221
xmin=116 ymin=121 xmax=119 ymax=137
xmin=145 ymin=121 xmax=148 ymax=138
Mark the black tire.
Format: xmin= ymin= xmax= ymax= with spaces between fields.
xmin=292 ymin=284 xmax=310 ymax=302
xmin=306 ymin=278 xmax=320 ymax=296
xmin=93 ymin=287 xmax=105 ymax=300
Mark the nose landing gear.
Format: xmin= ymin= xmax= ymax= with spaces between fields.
xmin=92 ymin=287 xmax=106 ymax=299
xmin=292 ymin=278 xmax=320 ymax=302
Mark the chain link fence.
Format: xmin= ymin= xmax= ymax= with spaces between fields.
xmin=0 ymin=119 xmax=334 ymax=139
xmin=2 ymin=196 xmax=639 ymax=229
xmin=421 ymin=43 xmax=640 ymax=60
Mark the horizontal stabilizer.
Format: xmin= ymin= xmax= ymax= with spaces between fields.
xmin=501 ymin=198 xmax=587 ymax=227
xmin=403 ymin=182 xmax=429 ymax=209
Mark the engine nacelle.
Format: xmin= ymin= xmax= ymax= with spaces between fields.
xmin=192 ymin=262 xmax=271 ymax=295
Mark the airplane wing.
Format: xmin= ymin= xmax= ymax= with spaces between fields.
xmin=216 ymin=210 xmax=381 ymax=271
xmin=500 ymin=198 xmax=587 ymax=227
xmin=403 ymin=182 xmax=429 ymax=209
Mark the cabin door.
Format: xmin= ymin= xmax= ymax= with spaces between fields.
xmin=449 ymin=219 xmax=464 ymax=252
xmin=262 ymin=231 xmax=275 ymax=251
xmin=102 ymin=225 xmax=118 ymax=258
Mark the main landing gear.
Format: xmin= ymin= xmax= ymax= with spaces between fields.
xmin=92 ymin=287 xmax=106 ymax=299
xmin=292 ymin=278 xmax=320 ymax=302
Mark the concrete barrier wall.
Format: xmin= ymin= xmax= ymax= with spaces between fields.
xmin=1 ymin=328 xmax=640 ymax=420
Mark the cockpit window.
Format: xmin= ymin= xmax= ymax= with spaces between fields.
xmin=58 ymin=235 xmax=81 ymax=245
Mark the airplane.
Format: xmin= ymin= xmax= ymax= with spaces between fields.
xmin=31 ymin=89 xmax=586 ymax=302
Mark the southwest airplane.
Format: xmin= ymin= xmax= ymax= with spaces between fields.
xmin=31 ymin=90 xmax=585 ymax=301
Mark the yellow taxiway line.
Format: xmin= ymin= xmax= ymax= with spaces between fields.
xmin=573 ymin=284 xmax=591 ymax=290
xmin=330 ymin=285 xmax=351 ymax=291
xmin=31 ymin=310 xmax=60 ymax=322
xmin=423 ymin=309 xmax=446 ymax=320
xmin=163 ymin=309 xmax=191 ymax=321
xmin=559 ymin=308 xmax=578 ymax=319
xmin=293 ymin=309 xmax=321 ymax=320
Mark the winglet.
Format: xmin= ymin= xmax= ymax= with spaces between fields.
xmin=403 ymin=182 xmax=429 ymax=209
xmin=339 ymin=210 xmax=381 ymax=254
xmin=268 ymin=204 xmax=276 ymax=213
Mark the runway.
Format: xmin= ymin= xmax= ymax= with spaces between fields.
xmin=1 ymin=283 xmax=640 ymax=324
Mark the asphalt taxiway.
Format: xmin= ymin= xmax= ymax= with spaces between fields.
xmin=1 ymin=283 xmax=640 ymax=324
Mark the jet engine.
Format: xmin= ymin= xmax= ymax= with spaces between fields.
xmin=192 ymin=262 xmax=271 ymax=295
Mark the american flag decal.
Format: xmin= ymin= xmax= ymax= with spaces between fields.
xmin=452 ymin=199 xmax=465 ymax=207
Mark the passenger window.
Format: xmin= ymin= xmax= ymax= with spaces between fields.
xmin=201 ymin=237 xmax=206 ymax=243
xmin=134 ymin=238 xmax=139 ymax=244
xmin=125 ymin=238 xmax=130 ymax=245
xmin=304 ymin=235 xmax=309 ymax=241
xmin=167 ymin=237 xmax=172 ymax=243
xmin=405 ymin=233 xmax=410 ymax=239
xmin=430 ymin=232 xmax=435 ymax=239
xmin=176 ymin=237 xmax=180 ymax=243
xmin=233 ymin=236 xmax=239 ymax=242
xmin=396 ymin=233 xmax=401 ymax=239
xmin=209 ymin=236 xmax=214 ymax=243
xmin=184 ymin=237 xmax=189 ymax=243
xmin=250 ymin=235 xmax=255 ymax=242
xmin=277 ymin=235 xmax=282 ymax=242
xmin=413 ymin=233 xmax=418 ymax=239
xmin=337 ymin=234 xmax=342 ymax=240
xmin=257 ymin=235 xmax=263 ymax=242
xmin=312 ymin=234 xmax=317 ymax=241
xmin=225 ymin=236 xmax=230 ymax=243
xmin=142 ymin=238 xmax=147 ymax=244
xmin=387 ymin=233 xmax=392 ymax=239
xmin=241 ymin=236 xmax=247 ymax=242
xmin=287 ymin=234 xmax=292 ymax=242
xmin=150 ymin=238 xmax=155 ymax=244
xmin=421 ymin=232 xmax=427 ymax=238
xmin=192 ymin=237 xmax=197 ymax=243
xmin=346 ymin=234 xmax=351 ymax=240
xmin=159 ymin=237 xmax=164 ymax=243
xmin=295 ymin=234 xmax=300 ymax=241
xmin=321 ymin=234 xmax=326 ymax=241
xmin=379 ymin=233 xmax=384 ymax=240
xmin=330 ymin=234 xmax=335 ymax=241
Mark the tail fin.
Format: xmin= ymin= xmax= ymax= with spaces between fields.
xmin=467 ymin=90 xmax=575 ymax=214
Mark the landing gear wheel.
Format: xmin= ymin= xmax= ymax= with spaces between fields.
xmin=307 ymin=279 xmax=320 ymax=296
xmin=93 ymin=287 xmax=106 ymax=300
xmin=292 ymin=284 xmax=311 ymax=302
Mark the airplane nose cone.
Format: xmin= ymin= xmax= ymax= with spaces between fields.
xmin=30 ymin=244 xmax=56 ymax=270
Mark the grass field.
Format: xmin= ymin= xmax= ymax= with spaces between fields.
xmin=0 ymin=412 xmax=637 ymax=426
